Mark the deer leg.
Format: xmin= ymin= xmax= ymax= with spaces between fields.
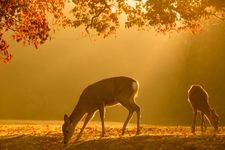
xmin=192 ymin=109 xmax=197 ymax=133
xmin=122 ymin=108 xmax=134 ymax=135
xmin=76 ymin=111 xmax=95 ymax=140
xmin=203 ymin=115 xmax=207 ymax=130
xmin=121 ymin=101 xmax=134 ymax=135
xmin=201 ymin=112 xmax=206 ymax=132
xmin=99 ymin=105 xmax=105 ymax=137
xmin=132 ymin=102 xmax=141 ymax=135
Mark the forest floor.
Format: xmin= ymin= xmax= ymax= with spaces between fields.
xmin=0 ymin=120 xmax=225 ymax=150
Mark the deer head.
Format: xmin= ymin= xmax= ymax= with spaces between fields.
xmin=209 ymin=108 xmax=219 ymax=130
xmin=62 ymin=114 xmax=75 ymax=144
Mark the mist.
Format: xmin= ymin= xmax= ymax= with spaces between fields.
xmin=0 ymin=20 xmax=225 ymax=125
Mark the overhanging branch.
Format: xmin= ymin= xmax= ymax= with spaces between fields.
xmin=85 ymin=0 xmax=110 ymax=34
xmin=212 ymin=13 xmax=225 ymax=21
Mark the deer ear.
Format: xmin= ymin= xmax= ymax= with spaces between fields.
xmin=64 ymin=114 xmax=70 ymax=123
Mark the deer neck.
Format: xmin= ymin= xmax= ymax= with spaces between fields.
xmin=201 ymin=106 xmax=212 ymax=121
xmin=69 ymin=104 xmax=86 ymax=126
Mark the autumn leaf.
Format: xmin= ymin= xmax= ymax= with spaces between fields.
xmin=1 ymin=0 xmax=225 ymax=63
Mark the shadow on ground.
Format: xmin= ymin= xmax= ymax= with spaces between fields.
xmin=1 ymin=134 xmax=225 ymax=150
xmin=70 ymin=135 xmax=225 ymax=150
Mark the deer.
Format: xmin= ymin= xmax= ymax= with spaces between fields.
xmin=188 ymin=84 xmax=219 ymax=133
xmin=62 ymin=76 xmax=140 ymax=144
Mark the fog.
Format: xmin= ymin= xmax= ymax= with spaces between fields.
xmin=0 ymin=20 xmax=225 ymax=125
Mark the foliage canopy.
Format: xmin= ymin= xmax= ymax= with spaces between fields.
xmin=1 ymin=0 xmax=225 ymax=63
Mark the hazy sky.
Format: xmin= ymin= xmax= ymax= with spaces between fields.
xmin=0 ymin=18 xmax=225 ymax=125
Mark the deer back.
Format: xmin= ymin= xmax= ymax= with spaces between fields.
xmin=188 ymin=85 xmax=210 ymax=110
xmin=78 ymin=76 xmax=138 ymax=108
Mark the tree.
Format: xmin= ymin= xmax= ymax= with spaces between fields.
xmin=0 ymin=0 xmax=68 ymax=63
xmin=1 ymin=0 xmax=225 ymax=63
xmin=72 ymin=0 xmax=225 ymax=36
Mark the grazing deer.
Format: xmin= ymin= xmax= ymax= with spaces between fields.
xmin=188 ymin=85 xmax=219 ymax=133
xmin=62 ymin=76 xmax=140 ymax=144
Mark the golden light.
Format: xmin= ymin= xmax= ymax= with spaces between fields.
xmin=111 ymin=5 xmax=117 ymax=13
xmin=1 ymin=0 xmax=225 ymax=149
xmin=126 ymin=0 xmax=148 ymax=7
xmin=126 ymin=0 xmax=136 ymax=7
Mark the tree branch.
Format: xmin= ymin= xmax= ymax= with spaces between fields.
xmin=0 ymin=8 xmax=35 ymax=33
xmin=0 ymin=12 xmax=17 ymax=32
xmin=85 ymin=0 xmax=110 ymax=34
xmin=212 ymin=13 xmax=225 ymax=21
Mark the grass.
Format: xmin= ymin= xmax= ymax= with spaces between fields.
xmin=0 ymin=120 xmax=225 ymax=150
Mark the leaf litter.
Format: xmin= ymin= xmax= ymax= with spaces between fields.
xmin=0 ymin=121 xmax=225 ymax=150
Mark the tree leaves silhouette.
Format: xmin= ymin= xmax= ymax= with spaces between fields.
xmin=0 ymin=0 xmax=68 ymax=63
xmin=1 ymin=0 xmax=225 ymax=63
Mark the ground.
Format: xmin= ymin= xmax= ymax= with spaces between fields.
xmin=0 ymin=120 xmax=225 ymax=150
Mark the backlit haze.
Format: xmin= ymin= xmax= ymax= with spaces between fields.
xmin=0 ymin=11 xmax=225 ymax=125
